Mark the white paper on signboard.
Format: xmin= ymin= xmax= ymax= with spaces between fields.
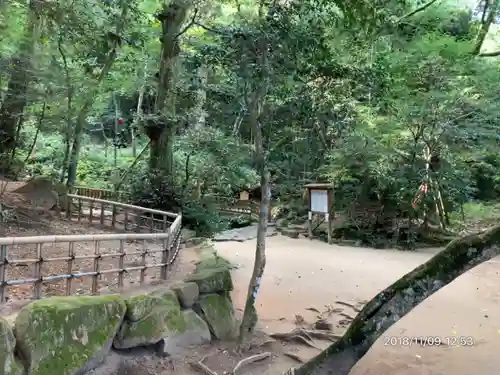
xmin=310 ymin=189 xmax=329 ymax=213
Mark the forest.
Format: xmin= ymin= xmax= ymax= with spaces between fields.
xmin=2 ymin=0 xmax=500 ymax=246
xmin=1 ymin=0 xmax=500 ymax=243
xmin=1 ymin=1 xmax=500 ymax=374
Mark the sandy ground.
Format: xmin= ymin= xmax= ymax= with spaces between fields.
xmin=214 ymin=236 xmax=500 ymax=375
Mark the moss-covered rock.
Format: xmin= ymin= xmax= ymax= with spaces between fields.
xmin=195 ymin=254 xmax=232 ymax=271
xmin=113 ymin=289 xmax=185 ymax=349
xmin=194 ymin=293 xmax=235 ymax=340
xmin=186 ymin=256 xmax=233 ymax=294
xmin=0 ymin=317 xmax=23 ymax=375
xmin=160 ymin=309 xmax=211 ymax=356
xmin=14 ymin=295 xmax=126 ymax=375
xmin=171 ymin=282 xmax=199 ymax=308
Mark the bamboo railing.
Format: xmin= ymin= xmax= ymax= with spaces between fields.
xmin=0 ymin=194 xmax=182 ymax=302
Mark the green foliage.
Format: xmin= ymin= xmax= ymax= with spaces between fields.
xmin=2 ymin=0 xmax=500 ymax=241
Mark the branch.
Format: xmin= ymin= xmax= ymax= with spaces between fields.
xmin=291 ymin=224 xmax=500 ymax=375
xmin=397 ymin=0 xmax=441 ymax=22
xmin=175 ymin=8 xmax=198 ymax=38
xmin=194 ymin=21 xmax=226 ymax=35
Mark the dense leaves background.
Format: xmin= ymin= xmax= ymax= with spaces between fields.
xmin=1 ymin=0 xmax=499 ymax=239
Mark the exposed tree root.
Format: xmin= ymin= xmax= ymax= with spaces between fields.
xmin=249 ymin=336 xmax=276 ymax=350
xmin=230 ymin=352 xmax=272 ymax=374
xmin=338 ymin=312 xmax=354 ymax=320
xmin=334 ymin=301 xmax=361 ymax=313
xmin=304 ymin=329 xmax=342 ymax=342
xmin=284 ymin=351 xmax=304 ymax=363
xmin=188 ymin=355 xmax=218 ymax=375
xmin=189 ymin=351 xmax=272 ymax=375
xmin=271 ymin=333 xmax=319 ymax=350
xmin=270 ymin=328 xmax=338 ymax=350
xmin=305 ymin=307 xmax=321 ymax=314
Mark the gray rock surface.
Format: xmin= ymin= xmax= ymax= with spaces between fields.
xmin=213 ymin=224 xmax=277 ymax=242
xmin=159 ymin=310 xmax=211 ymax=356
xmin=171 ymin=282 xmax=199 ymax=308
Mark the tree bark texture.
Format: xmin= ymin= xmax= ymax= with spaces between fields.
xmin=191 ymin=65 xmax=207 ymax=130
xmin=148 ymin=0 xmax=192 ymax=173
xmin=287 ymin=225 xmax=500 ymax=375
xmin=237 ymin=33 xmax=270 ymax=349
xmin=473 ymin=0 xmax=499 ymax=55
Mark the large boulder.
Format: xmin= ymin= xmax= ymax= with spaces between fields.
xmin=186 ymin=256 xmax=233 ymax=294
xmin=160 ymin=309 xmax=211 ymax=356
xmin=14 ymin=295 xmax=126 ymax=375
xmin=0 ymin=317 xmax=23 ymax=375
xmin=171 ymin=282 xmax=199 ymax=308
xmin=194 ymin=293 xmax=235 ymax=340
xmin=113 ymin=288 xmax=185 ymax=349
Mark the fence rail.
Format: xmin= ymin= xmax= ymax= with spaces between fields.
xmin=0 ymin=194 xmax=182 ymax=303
xmin=217 ymin=198 xmax=272 ymax=220
xmin=74 ymin=186 xmax=268 ymax=220
xmin=73 ymin=186 xmax=130 ymax=202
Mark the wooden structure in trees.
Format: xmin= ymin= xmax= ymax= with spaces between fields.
xmin=0 ymin=193 xmax=182 ymax=302
xmin=304 ymin=183 xmax=334 ymax=244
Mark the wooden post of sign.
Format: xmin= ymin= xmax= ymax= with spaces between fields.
xmin=308 ymin=211 xmax=313 ymax=239
xmin=304 ymin=183 xmax=334 ymax=244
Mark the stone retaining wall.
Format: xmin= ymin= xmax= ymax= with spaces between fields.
xmin=0 ymin=249 xmax=234 ymax=375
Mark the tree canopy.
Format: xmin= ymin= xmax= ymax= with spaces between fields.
xmin=1 ymin=0 xmax=500 ymax=235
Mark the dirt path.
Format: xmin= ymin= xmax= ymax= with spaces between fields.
xmin=214 ymin=236 xmax=500 ymax=375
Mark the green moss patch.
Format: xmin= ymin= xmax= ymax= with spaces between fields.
xmin=187 ymin=254 xmax=233 ymax=294
xmin=114 ymin=289 xmax=185 ymax=349
xmin=194 ymin=293 xmax=235 ymax=340
xmin=14 ymin=295 xmax=126 ymax=375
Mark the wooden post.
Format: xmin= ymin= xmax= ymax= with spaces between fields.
xmin=326 ymin=213 xmax=332 ymax=244
xmin=308 ymin=211 xmax=313 ymax=239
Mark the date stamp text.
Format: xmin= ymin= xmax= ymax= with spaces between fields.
xmin=384 ymin=335 xmax=474 ymax=348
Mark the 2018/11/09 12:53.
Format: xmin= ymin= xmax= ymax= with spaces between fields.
xmin=383 ymin=335 xmax=474 ymax=348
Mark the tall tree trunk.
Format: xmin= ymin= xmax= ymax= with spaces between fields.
xmin=147 ymin=0 xmax=192 ymax=174
xmin=191 ymin=65 xmax=207 ymax=130
xmin=131 ymin=64 xmax=148 ymax=158
xmin=57 ymin=34 xmax=73 ymax=183
xmin=66 ymin=1 xmax=129 ymax=188
xmin=132 ymin=85 xmax=145 ymax=157
xmin=0 ymin=0 xmax=41 ymax=157
xmin=113 ymin=91 xmax=119 ymax=169
xmin=287 ymin=225 xmax=500 ymax=375
xmin=238 ymin=35 xmax=270 ymax=351
xmin=473 ymin=0 xmax=499 ymax=55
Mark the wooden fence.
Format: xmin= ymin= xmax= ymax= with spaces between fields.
xmin=73 ymin=186 xmax=130 ymax=203
xmin=74 ymin=186 xmax=268 ymax=220
xmin=217 ymin=198 xmax=272 ymax=221
xmin=0 ymin=194 xmax=182 ymax=302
